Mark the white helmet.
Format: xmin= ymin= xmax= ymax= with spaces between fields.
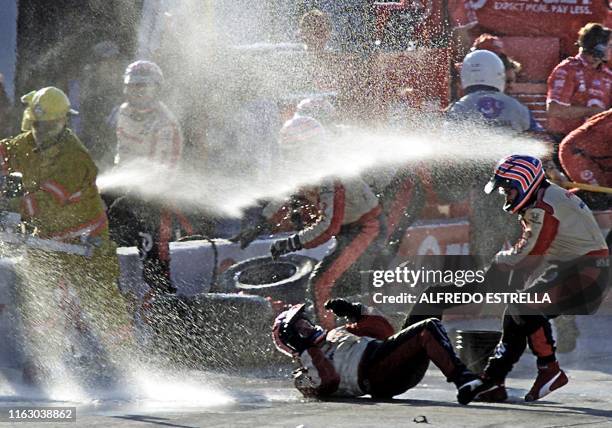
xmin=278 ymin=116 xmax=326 ymax=162
xmin=460 ymin=50 xmax=505 ymax=93
xmin=295 ymin=97 xmax=336 ymax=125
xmin=124 ymin=60 xmax=164 ymax=85
xmin=279 ymin=116 xmax=326 ymax=149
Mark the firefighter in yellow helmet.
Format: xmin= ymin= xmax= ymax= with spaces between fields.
xmin=0 ymin=87 xmax=133 ymax=384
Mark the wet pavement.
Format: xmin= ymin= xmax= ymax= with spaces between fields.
xmin=0 ymin=316 xmax=610 ymax=428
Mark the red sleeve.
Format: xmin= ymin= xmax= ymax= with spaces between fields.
xmin=299 ymin=182 xmax=345 ymax=249
xmin=547 ymin=62 xmax=575 ymax=106
xmin=497 ymin=205 xmax=559 ymax=272
xmin=346 ymin=314 xmax=395 ymax=340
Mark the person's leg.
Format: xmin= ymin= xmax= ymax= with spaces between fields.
xmin=524 ymin=317 xmax=568 ymax=401
xmin=481 ymin=310 xmax=568 ymax=402
xmin=309 ymin=219 xmax=381 ymax=329
xmin=74 ymin=243 xmax=134 ymax=355
xmin=459 ymin=308 xmax=530 ymax=402
xmin=15 ymin=250 xmax=67 ymax=385
xmin=482 ymin=309 xmax=529 ymax=383
xmin=364 ymin=318 xmax=476 ymax=401
xmin=140 ymin=207 xmax=176 ymax=294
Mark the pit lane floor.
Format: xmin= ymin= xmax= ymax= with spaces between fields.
xmin=1 ymin=317 xmax=611 ymax=428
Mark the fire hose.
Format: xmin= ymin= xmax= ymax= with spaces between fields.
xmin=0 ymin=231 xmax=95 ymax=257
xmin=0 ymin=211 xmax=96 ymax=257
xmin=557 ymin=181 xmax=612 ymax=195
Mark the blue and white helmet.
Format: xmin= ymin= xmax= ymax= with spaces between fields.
xmin=484 ymin=155 xmax=546 ymax=213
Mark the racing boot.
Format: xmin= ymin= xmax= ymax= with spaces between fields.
xmin=457 ymin=374 xmax=507 ymax=405
xmin=475 ymin=382 xmax=508 ymax=402
xmin=524 ymin=361 xmax=568 ymax=402
xmin=455 ymin=371 xmax=485 ymax=405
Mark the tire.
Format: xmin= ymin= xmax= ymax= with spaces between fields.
xmin=214 ymin=255 xmax=316 ymax=304
xmin=454 ymin=330 xmax=502 ymax=373
xmin=146 ymin=293 xmax=283 ymax=368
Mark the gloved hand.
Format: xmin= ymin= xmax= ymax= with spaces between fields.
xmin=293 ymin=367 xmax=318 ymax=397
xmin=229 ymin=223 xmax=266 ymax=249
xmin=270 ymin=234 xmax=302 ymax=260
xmin=324 ymin=298 xmax=362 ymax=321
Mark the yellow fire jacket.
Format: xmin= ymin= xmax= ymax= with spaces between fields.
xmin=0 ymin=129 xmax=110 ymax=243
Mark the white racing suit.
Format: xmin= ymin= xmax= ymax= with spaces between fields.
xmin=483 ymin=182 xmax=609 ymax=381
xmin=404 ymin=182 xmax=612 ymax=379
xmin=294 ymin=307 xmax=474 ymax=398
xmin=116 ymin=101 xmax=183 ymax=166
xmin=264 ymin=177 xmax=384 ymax=329
xmin=111 ymin=101 xmax=192 ymax=293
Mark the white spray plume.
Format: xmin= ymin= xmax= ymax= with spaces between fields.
xmin=97 ymin=117 xmax=550 ymax=218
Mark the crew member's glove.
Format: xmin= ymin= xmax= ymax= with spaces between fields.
xmin=270 ymin=234 xmax=302 ymax=260
xmin=229 ymin=223 xmax=266 ymax=249
xmin=324 ymin=298 xmax=363 ymax=321
xmin=293 ymin=367 xmax=318 ymax=397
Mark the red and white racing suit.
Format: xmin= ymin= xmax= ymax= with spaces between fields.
xmin=483 ymin=181 xmax=609 ymax=382
xmin=559 ymin=109 xmax=612 ymax=188
xmin=116 ymin=101 xmax=183 ymax=167
xmin=264 ymin=178 xmax=384 ymax=329
xmin=294 ymin=307 xmax=472 ymax=398
xmin=546 ymin=54 xmax=612 ymax=137
xmin=113 ymin=101 xmax=192 ymax=292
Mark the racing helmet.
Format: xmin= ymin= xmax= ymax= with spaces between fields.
xmin=272 ymin=304 xmax=326 ymax=357
xmin=124 ymin=60 xmax=164 ymax=85
xmin=295 ymin=97 xmax=336 ymax=125
xmin=460 ymin=50 xmax=506 ymax=93
xmin=484 ymin=155 xmax=545 ymax=213
xmin=279 ymin=116 xmax=326 ymax=149
xmin=21 ymin=87 xmax=78 ymax=124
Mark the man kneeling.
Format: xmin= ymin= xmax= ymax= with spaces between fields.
xmin=272 ymin=299 xmax=481 ymax=404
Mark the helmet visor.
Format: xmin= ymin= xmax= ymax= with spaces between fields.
xmin=484 ymin=176 xmax=513 ymax=194
xmin=484 ymin=176 xmax=500 ymax=194
xmin=294 ymin=318 xmax=317 ymax=339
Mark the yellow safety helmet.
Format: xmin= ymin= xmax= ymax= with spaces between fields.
xmin=21 ymin=86 xmax=78 ymax=124
xmin=20 ymin=90 xmax=36 ymax=131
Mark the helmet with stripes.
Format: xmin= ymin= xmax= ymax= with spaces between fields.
xmin=484 ymin=155 xmax=545 ymax=213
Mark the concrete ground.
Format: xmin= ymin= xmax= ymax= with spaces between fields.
xmin=0 ymin=316 xmax=610 ymax=428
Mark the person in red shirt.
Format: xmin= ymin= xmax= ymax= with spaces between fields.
xmin=546 ymin=23 xmax=612 ymax=140
xmin=559 ymin=108 xmax=611 ymax=187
